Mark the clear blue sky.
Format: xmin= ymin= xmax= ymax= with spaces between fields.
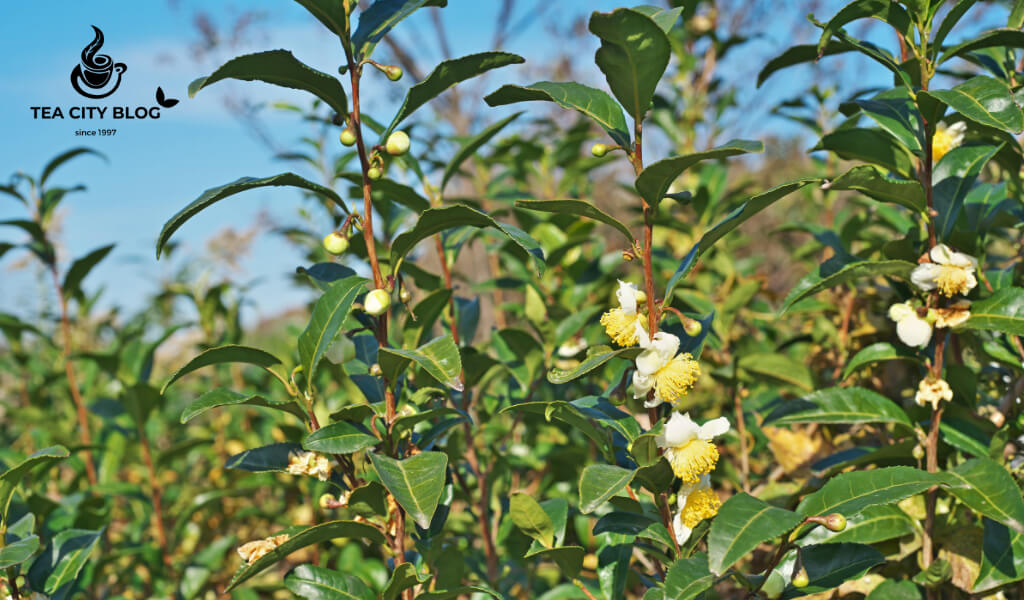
xmin=0 ymin=1 xmax=1007 ymax=325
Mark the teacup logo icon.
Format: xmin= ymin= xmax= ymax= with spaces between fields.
xmin=70 ymin=26 xmax=126 ymax=99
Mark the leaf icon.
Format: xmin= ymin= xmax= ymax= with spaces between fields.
xmin=156 ymin=87 xmax=179 ymax=108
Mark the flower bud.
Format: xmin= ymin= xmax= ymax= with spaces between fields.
xmin=369 ymin=363 xmax=383 ymax=377
xmin=364 ymin=288 xmax=391 ymax=316
xmin=385 ymin=131 xmax=411 ymax=156
xmin=824 ymin=513 xmax=846 ymax=532
xmin=367 ymin=167 xmax=382 ymax=180
xmin=319 ymin=493 xmax=335 ymax=509
xmin=385 ymin=65 xmax=403 ymax=81
xmin=591 ymin=143 xmax=608 ymax=157
xmin=323 ymin=232 xmax=349 ymax=255
xmin=635 ymin=290 xmax=647 ymax=304
xmin=912 ymin=443 xmax=925 ymax=460
xmin=792 ymin=568 xmax=809 ymax=588
xmin=339 ymin=128 xmax=357 ymax=146
xmin=399 ymin=288 xmax=412 ymax=303
xmin=684 ymin=319 xmax=703 ymax=337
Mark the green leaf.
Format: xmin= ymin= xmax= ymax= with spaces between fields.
xmin=579 ymin=464 xmax=635 ymax=514
xmin=61 ymin=243 xmax=114 ymax=300
xmin=630 ymin=5 xmax=683 ymax=32
xmin=933 ymin=0 xmax=979 ymax=51
xmin=28 ymin=528 xmax=103 ymax=595
xmin=962 ymin=287 xmax=1024 ymax=335
xmin=297 ymin=276 xmax=368 ymax=393
xmin=285 ymin=564 xmax=375 ymax=599
xmin=291 ymin=0 xmax=349 ymax=40
xmin=382 ymin=563 xmax=432 ymax=600
xmin=707 ymin=493 xmax=804 ymax=575
xmin=939 ymin=28 xmax=1024 ymax=64
xmin=866 ymin=579 xmax=923 ymax=600
xmin=379 ymin=335 xmax=463 ymax=391
xmin=852 ymin=90 xmax=924 ymax=153
xmin=391 ymin=205 xmax=544 ymax=275
xmin=523 ymin=546 xmax=586 ymax=577
xmin=1012 ymin=0 xmax=1024 ymax=27
xmin=842 ymin=342 xmax=922 ymax=380
xmin=781 ymin=257 xmax=915 ymax=314
xmin=516 ymin=199 xmax=634 ymax=243
xmin=189 ymin=50 xmax=348 ymax=119
xmin=38 ymin=147 xmax=105 ymax=188
xmin=0 ymin=535 xmax=39 ymax=569
xmin=0 ymin=446 xmax=68 ymax=526
xmin=974 ymin=518 xmax=1024 ymax=593
xmin=764 ymin=387 xmax=912 ymax=429
xmin=157 ymin=173 xmax=345 ymax=257
xmin=226 ymin=443 xmax=302 ymax=473
xmin=180 ymin=388 xmax=305 ymax=424
xmin=547 ymin=347 xmax=639 ymax=385
xmin=352 ymin=0 xmax=447 ymax=61
xmin=303 ymin=421 xmax=379 ymax=455
xmin=921 ymin=77 xmax=1023 ymax=133
xmin=593 ymin=511 xmax=674 ymax=548
xmin=161 ymin=345 xmax=282 ymax=393
xmin=757 ymin=41 xmax=855 ymax=87
xmin=943 ymin=458 xmax=1024 ymax=533
xmin=932 ymin=144 xmax=1001 ymax=239
xmin=339 ymin=173 xmax=430 ymax=213
xmin=635 ymin=140 xmax=763 ymax=208
xmin=800 ymin=504 xmax=916 ymax=546
xmin=814 ymin=128 xmax=916 ymax=177
xmin=384 ymin=52 xmax=523 ymax=139
xmin=816 ymin=0 xmax=912 ymax=56
xmin=740 ymin=352 xmax=814 ymax=392
xmin=441 ymin=112 xmax=521 ymax=193
xmin=417 ymin=586 xmax=501 ymax=600
xmin=589 ymin=8 xmax=671 ymax=123
xmin=663 ymin=553 xmax=714 ymax=600
xmin=369 ymin=451 xmax=448 ymax=529
xmin=788 ymin=543 xmax=885 ymax=596
xmin=827 ymin=165 xmax=924 ymax=212
xmin=664 ymin=178 xmax=819 ymax=297
xmin=227 ymin=521 xmax=386 ymax=590
xmin=485 ymin=81 xmax=631 ymax=148
xmin=510 ymin=493 xmax=556 ymax=548
xmin=796 ymin=466 xmax=944 ymax=517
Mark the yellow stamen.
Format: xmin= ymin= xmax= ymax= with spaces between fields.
xmin=932 ymin=128 xmax=955 ymax=163
xmin=936 ymin=264 xmax=970 ymax=297
xmin=600 ymin=309 xmax=645 ymax=347
xmin=680 ymin=487 xmax=721 ymax=529
xmin=655 ymin=354 xmax=700 ymax=407
xmin=666 ymin=439 xmax=719 ymax=483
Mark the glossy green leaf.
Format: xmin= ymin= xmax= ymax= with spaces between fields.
xmin=379 ymin=335 xmax=463 ymax=391
xmin=189 ymin=50 xmax=348 ymax=118
xmin=382 ymin=563 xmax=432 ymax=600
xmin=708 ymin=493 xmax=804 ymax=574
xmin=383 ymin=52 xmax=524 ymax=139
xmin=547 ymin=347 xmax=639 ymax=384
xmin=662 ymin=553 xmax=714 ymax=600
xmin=292 ymin=0 xmax=349 ymax=40
xmin=157 ymin=173 xmax=346 ymax=257
xmin=939 ymin=28 xmax=1024 ymax=64
xmin=816 ymin=0 xmax=912 ymax=55
xmin=589 ymin=8 xmax=671 ymax=123
xmin=921 ymin=77 xmax=1023 ymax=133
xmin=28 ymin=528 xmax=103 ymax=595
xmin=853 ymin=89 xmax=924 ymax=153
xmin=485 ymin=81 xmax=631 ymax=148
xmin=0 ymin=446 xmax=68 ymax=526
xmin=797 ymin=466 xmax=944 ymax=517
xmin=180 ymin=388 xmax=305 ymax=424
xmin=285 ymin=564 xmax=375 ymax=599
xmin=635 ymin=140 xmax=763 ymax=208
xmin=757 ymin=41 xmax=855 ymax=87
xmin=162 ymin=345 xmax=282 ymax=393
xmin=227 ymin=521 xmax=386 ymax=589
xmin=740 ymin=352 xmax=814 ymax=391
xmin=417 ymin=586 xmax=501 ymax=600
xmin=39 ymin=147 xmax=105 ymax=188
xmin=933 ymin=144 xmax=1001 ymax=239
xmin=827 ymin=165 xmax=924 ymax=211
xmin=962 ymin=286 xmax=1024 ymax=335
xmin=61 ymin=243 xmax=114 ymax=300
xmin=297 ymin=276 xmax=367 ymax=393
xmin=974 ymin=517 xmax=1024 ymax=593
xmin=441 ymin=112 xmax=521 ymax=193
xmin=781 ymin=257 xmax=915 ymax=314
xmin=943 ymin=458 xmax=1024 ymax=533
xmin=765 ymin=386 xmax=912 ymax=428
xmin=391 ymin=205 xmax=544 ymax=275
xmin=523 ymin=546 xmax=586 ymax=577
xmin=866 ymin=579 xmax=922 ymax=600
xmin=369 ymin=451 xmax=448 ymax=529
xmin=630 ymin=5 xmax=683 ymax=32
xmin=0 ymin=535 xmax=39 ymax=569
xmin=510 ymin=493 xmax=555 ymax=548
xmin=226 ymin=442 xmax=302 ymax=473
xmin=787 ymin=543 xmax=885 ymax=596
xmin=842 ymin=342 xmax=922 ymax=380
xmin=579 ymin=464 xmax=635 ymax=514
xmin=814 ymin=128 xmax=916 ymax=177
xmin=516 ymin=199 xmax=634 ymax=243
xmin=800 ymin=504 xmax=915 ymax=546
xmin=339 ymin=173 xmax=429 ymax=213
xmin=352 ymin=0 xmax=447 ymax=61
xmin=303 ymin=421 xmax=379 ymax=454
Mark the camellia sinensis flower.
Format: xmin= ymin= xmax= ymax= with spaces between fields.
xmin=932 ymin=121 xmax=966 ymax=163
xmin=600 ymin=280 xmax=647 ymax=346
xmin=237 ymin=534 xmax=289 ymax=564
xmin=911 ymin=244 xmax=978 ymax=298
xmin=632 ymin=325 xmax=701 ymax=408
xmin=671 ymin=473 xmax=721 ymax=545
xmin=915 ymin=376 xmax=953 ymax=411
xmin=657 ymin=412 xmax=729 ymax=483
xmin=888 ymin=302 xmax=932 ymax=348
xmin=934 ymin=299 xmax=971 ymax=329
xmin=286 ymin=450 xmax=331 ymax=481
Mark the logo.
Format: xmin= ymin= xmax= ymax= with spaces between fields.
xmin=70 ymin=26 xmax=126 ymax=99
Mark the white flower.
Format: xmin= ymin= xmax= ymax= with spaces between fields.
xmin=671 ymin=474 xmax=720 ymax=545
xmin=911 ymin=244 xmax=978 ymax=298
xmin=656 ymin=412 xmax=729 ymax=483
xmin=934 ymin=299 xmax=971 ymax=329
xmin=600 ymin=280 xmax=648 ymax=347
xmin=632 ymin=324 xmax=700 ymax=408
xmin=933 ymin=121 xmax=966 ymax=163
xmin=888 ymin=302 xmax=932 ymax=348
xmin=237 ymin=534 xmax=289 ymax=564
xmin=286 ymin=450 xmax=331 ymax=481
xmin=915 ymin=376 xmax=953 ymax=411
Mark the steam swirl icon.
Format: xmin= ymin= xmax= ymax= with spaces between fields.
xmin=70 ymin=26 xmax=126 ymax=99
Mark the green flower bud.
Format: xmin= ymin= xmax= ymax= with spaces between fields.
xmin=385 ymin=131 xmax=411 ymax=156
xmin=364 ymin=288 xmax=391 ymax=316
xmin=912 ymin=443 xmax=925 ymax=460
xmin=591 ymin=143 xmax=608 ymax=157
xmin=367 ymin=167 xmax=383 ymax=180
xmin=369 ymin=363 xmax=383 ymax=377
xmin=399 ymin=288 xmax=412 ymax=303
xmin=385 ymin=65 xmax=403 ymax=81
xmin=323 ymin=232 xmax=349 ymax=255
xmin=792 ymin=568 xmax=809 ymax=588
xmin=339 ymin=128 xmax=357 ymax=146
xmin=684 ymin=319 xmax=703 ymax=337
xmin=824 ymin=513 xmax=846 ymax=532
xmin=318 ymin=493 xmax=335 ymax=509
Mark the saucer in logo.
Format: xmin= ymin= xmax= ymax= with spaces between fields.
xmin=71 ymin=26 xmax=126 ymax=99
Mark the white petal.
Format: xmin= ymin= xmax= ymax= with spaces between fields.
xmin=948 ymin=250 xmax=978 ymax=270
xmin=663 ymin=412 xmax=700 ymax=447
xmin=635 ymin=321 xmax=653 ymax=349
xmin=929 ymin=244 xmax=955 ymax=265
xmin=911 ymin=263 xmax=942 ymax=291
xmin=897 ymin=316 xmax=932 ymax=347
xmin=888 ymin=302 xmax=914 ymax=322
xmin=616 ymin=280 xmax=638 ymax=315
xmin=643 ymin=397 xmax=664 ymax=409
xmin=650 ymin=331 xmax=681 ymax=361
xmin=635 ymin=348 xmax=668 ymax=377
xmin=633 ymin=371 xmax=655 ymax=398
xmin=673 ymin=513 xmax=692 ymax=545
xmin=699 ymin=416 xmax=730 ymax=440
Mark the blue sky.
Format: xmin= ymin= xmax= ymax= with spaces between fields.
xmin=0 ymin=1 xmax=1008 ymax=325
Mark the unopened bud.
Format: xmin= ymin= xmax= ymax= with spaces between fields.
xmin=684 ymin=319 xmax=703 ymax=337
xmin=367 ymin=167 xmax=382 ymax=181
xmin=384 ymin=65 xmax=403 ymax=81
xmin=635 ymin=291 xmax=647 ymax=304
xmin=369 ymin=363 xmax=383 ymax=377
xmin=591 ymin=143 xmax=608 ymax=157
xmin=824 ymin=513 xmax=846 ymax=532
xmin=340 ymin=128 xmax=357 ymax=146
xmin=364 ymin=288 xmax=391 ymax=316
xmin=792 ymin=568 xmax=809 ymax=588
xmin=319 ymin=493 xmax=335 ymax=509
xmin=399 ymin=288 xmax=412 ymax=303
xmin=323 ymin=232 xmax=349 ymax=255
xmin=385 ymin=131 xmax=410 ymax=156
xmin=912 ymin=443 xmax=925 ymax=460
